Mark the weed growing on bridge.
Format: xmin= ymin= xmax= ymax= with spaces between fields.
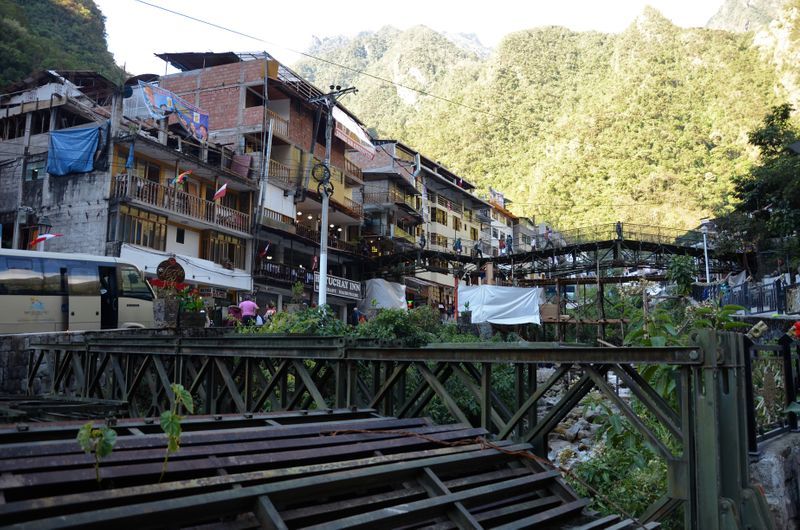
xmin=77 ymin=422 xmax=117 ymax=484
xmin=160 ymin=383 xmax=194 ymax=482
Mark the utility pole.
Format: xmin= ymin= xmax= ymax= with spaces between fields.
xmin=308 ymin=85 xmax=357 ymax=307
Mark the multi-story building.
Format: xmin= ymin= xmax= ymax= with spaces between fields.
xmin=513 ymin=216 xmax=537 ymax=253
xmin=416 ymin=156 xmax=492 ymax=309
xmin=157 ymin=52 xmax=368 ymax=316
xmin=353 ymin=141 xmax=423 ymax=255
xmin=0 ymin=70 xmax=255 ymax=309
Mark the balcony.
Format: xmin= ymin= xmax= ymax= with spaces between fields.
xmin=343 ymin=158 xmax=363 ymax=185
xmin=268 ymin=159 xmax=294 ymax=188
xmin=261 ymin=207 xmax=295 ymax=232
xmin=112 ymin=174 xmax=250 ymax=235
xmin=253 ymin=261 xmax=315 ymax=285
xmin=267 ymin=109 xmax=289 ymax=138
xmin=364 ymin=189 xmax=422 ymax=219
xmin=296 ymin=223 xmax=358 ymax=254
xmin=393 ymin=225 xmax=416 ymax=244
xmin=436 ymin=195 xmax=462 ymax=215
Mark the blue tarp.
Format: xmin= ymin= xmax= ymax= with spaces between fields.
xmin=46 ymin=126 xmax=100 ymax=176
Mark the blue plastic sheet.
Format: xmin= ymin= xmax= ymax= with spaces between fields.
xmin=46 ymin=126 xmax=100 ymax=176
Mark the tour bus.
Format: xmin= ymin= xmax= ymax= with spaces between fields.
xmin=0 ymin=249 xmax=155 ymax=333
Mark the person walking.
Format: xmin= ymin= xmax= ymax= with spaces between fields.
xmin=453 ymin=237 xmax=462 ymax=255
xmin=238 ymin=295 xmax=259 ymax=326
xmin=419 ymin=232 xmax=426 ymax=249
xmin=474 ymin=238 xmax=484 ymax=258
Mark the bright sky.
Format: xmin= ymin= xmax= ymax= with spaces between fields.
xmin=96 ymin=0 xmax=725 ymax=76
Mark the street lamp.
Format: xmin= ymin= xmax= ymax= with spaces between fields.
xmin=36 ymin=215 xmax=52 ymax=252
xmin=700 ymin=220 xmax=711 ymax=284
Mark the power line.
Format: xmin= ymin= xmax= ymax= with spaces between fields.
xmin=132 ymin=0 xmax=531 ymax=129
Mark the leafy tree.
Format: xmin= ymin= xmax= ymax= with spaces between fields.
xmin=666 ymin=255 xmax=695 ymax=296
xmin=734 ymin=103 xmax=800 ymax=237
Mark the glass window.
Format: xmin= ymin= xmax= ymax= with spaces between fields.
xmin=24 ymin=157 xmax=47 ymax=181
xmin=119 ymin=265 xmax=153 ymax=300
xmin=43 ymin=259 xmax=68 ymax=295
xmin=68 ymin=262 xmax=100 ymax=296
xmin=0 ymin=257 xmax=44 ymax=294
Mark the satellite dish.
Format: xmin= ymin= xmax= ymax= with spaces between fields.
xmin=123 ymin=85 xmax=133 ymax=98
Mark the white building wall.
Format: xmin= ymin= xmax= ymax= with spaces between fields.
xmin=165 ymin=225 xmax=201 ymax=257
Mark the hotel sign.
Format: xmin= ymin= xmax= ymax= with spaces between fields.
xmin=314 ymin=273 xmax=362 ymax=300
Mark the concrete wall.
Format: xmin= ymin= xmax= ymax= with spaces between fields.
xmin=165 ymin=224 xmax=201 ymax=256
xmin=750 ymin=433 xmax=800 ymax=529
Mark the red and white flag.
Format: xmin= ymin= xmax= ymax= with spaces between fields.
xmin=213 ymin=183 xmax=228 ymax=201
xmin=259 ymin=241 xmax=271 ymax=258
xmin=29 ymin=233 xmax=63 ymax=247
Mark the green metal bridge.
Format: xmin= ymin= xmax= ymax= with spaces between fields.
xmin=0 ymin=329 xmax=784 ymax=529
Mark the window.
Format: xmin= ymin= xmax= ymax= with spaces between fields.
xmin=118 ymin=205 xmax=167 ymax=250
xmin=245 ymin=84 xmax=265 ymax=108
xmin=119 ymin=265 xmax=153 ymax=300
xmin=68 ymin=262 xmax=100 ymax=296
xmin=470 ymin=227 xmax=479 ymax=241
xmin=430 ymin=207 xmax=447 ymax=225
xmin=452 ymin=217 xmax=461 ymax=232
xmin=202 ymin=231 xmax=246 ymax=269
xmin=176 ymin=228 xmax=185 ymax=244
xmin=492 ymin=228 xmax=498 ymax=239
xmin=522 ymin=234 xmax=531 ymax=246
xmin=24 ymin=156 xmax=46 ymax=181
xmin=0 ymin=257 xmax=43 ymax=294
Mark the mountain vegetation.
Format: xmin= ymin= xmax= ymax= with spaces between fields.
xmin=297 ymin=5 xmax=800 ymax=230
xmin=707 ymin=0 xmax=787 ymax=32
xmin=0 ymin=0 xmax=123 ymax=88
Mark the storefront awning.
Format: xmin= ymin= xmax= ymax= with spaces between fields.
xmin=120 ymin=244 xmax=252 ymax=292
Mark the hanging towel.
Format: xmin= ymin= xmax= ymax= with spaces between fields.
xmin=46 ymin=125 xmax=100 ymax=176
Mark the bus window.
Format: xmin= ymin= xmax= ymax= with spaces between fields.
xmin=68 ymin=262 xmax=100 ymax=296
xmin=0 ymin=257 xmax=44 ymax=294
xmin=43 ymin=259 xmax=68 ymax=295
xmin=119 ymin=265 xmax=153 ymax=300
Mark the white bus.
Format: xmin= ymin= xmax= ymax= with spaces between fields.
xmin=0 ymin=249 xmax=154 ymax=333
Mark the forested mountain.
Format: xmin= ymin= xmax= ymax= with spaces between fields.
xmin=298 ymin=6 xmax=799 ymax=229
xmin=0 ymin=0 xmax=123 ymax=88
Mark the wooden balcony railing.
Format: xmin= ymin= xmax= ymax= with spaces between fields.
xmin=267 ymin=109 xmax=289 ymax=138
xmin=343 ymin=158 xmax=363 ymax=181
xmin=331 ymin=194 xmax=363 ymax=219
xmin=261 ymin=207 xmax=295 ymax=231
xmin=113 ymin=174 xmax=250 ymax=234
xmin=268 ymin=159 xmax=293 ymax=186
xmin=363 ymin=188 xmax=419 ymax=213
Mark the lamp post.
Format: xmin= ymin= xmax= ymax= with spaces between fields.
xmin=36 ymin=215 xmax=52 ymax=252
xmin=701 ymin=221 xmax=711 ymax=284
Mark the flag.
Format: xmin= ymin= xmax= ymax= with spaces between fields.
xmin=312 ymin=255 xmax=319 ymax=271
xmin=259 ymin=240 xmax=271 ymax=258
xmin=171 ymin=170 xmax=191 ymax=186
xmin=213 ymin=183 xmax=228 ymax=201
xmin=29 ymin=233 xmax=63 ymax=247
xmin=125 ymin=139 xmax=135 ymax=169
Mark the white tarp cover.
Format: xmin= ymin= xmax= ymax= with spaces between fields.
xmin=359 ymin=279 xmax=406 ymax=311
xmin=458 ymin=285 xmax=542 ymax=325
xmin=120 ymin=244 xmax=252 ymax=292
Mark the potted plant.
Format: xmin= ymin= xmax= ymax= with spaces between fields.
xmin=285 ymin=281 xmax=306 ymax=314
xmin=176 ymin=286 xmax=207 ymax=328
xmin=150 ymin=280 xmax=206 ymax=328
xmin=150 ymin=279 xmax=183 ymax=328
xmin=459 ymin=301 xmax=472 ymax=325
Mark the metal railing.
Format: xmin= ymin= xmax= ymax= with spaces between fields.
xmin=18 ymin=330 xmax=777 ymax=529
xmin=363 ymin=188 xmax=419 ymax=212
xmin=112 ymin=174 xmax=251 ymax=234
xmin=721 ymin=281 xmax=787 ymax=315
xmin=296 ymin=223 xmax=358 ymax=253
xmin=253 ymin=261 xmax=315 ymax=285
xmin=744 ymin=336 xmax=800 ymax=453
xmin=260 ymin=207 xmax=295 ymax=230
xmin=556 ymin=222 xmax=712 ymax=248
